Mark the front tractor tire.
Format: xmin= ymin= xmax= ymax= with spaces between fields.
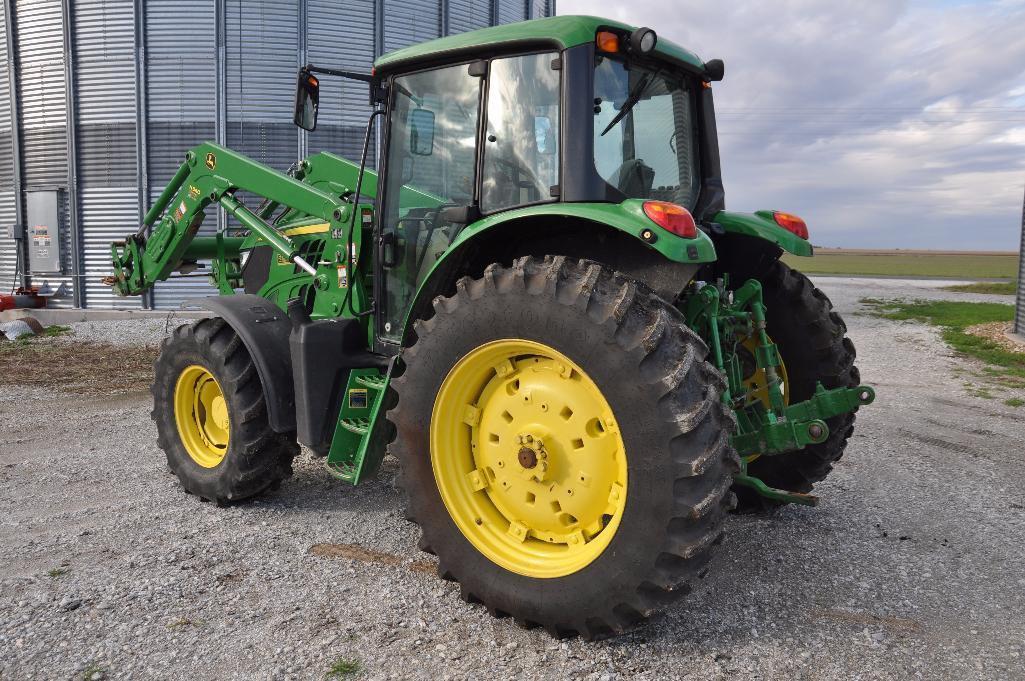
xmin=152 ymin=318 xmax=299 ymax=504
xmin=734 ymin=260 xmax=860 ymax=512
xmin=390 ymin=256 xmax=738 ymax=639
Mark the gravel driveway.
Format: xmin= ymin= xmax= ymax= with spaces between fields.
xmin=1 ymin=276 xmax=1023 ymax=680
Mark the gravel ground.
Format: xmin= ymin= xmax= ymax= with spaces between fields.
xmin=2 ymin=276 xmax=1024 ymax=680
xmin=54 ymin=313 xmax=201 ymax=349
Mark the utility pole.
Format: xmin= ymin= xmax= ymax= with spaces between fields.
xmin=1015 ymin=183 xmax=1024 ymax=337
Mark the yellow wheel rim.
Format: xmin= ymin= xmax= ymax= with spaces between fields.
xmin=174 ymin=365 xmax=230 ymax=468
xmin=431 ymin=339 xmax=627 ymax=579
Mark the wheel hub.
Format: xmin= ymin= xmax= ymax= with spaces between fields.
xmin=430 ymin=339 xmax=628 ymax=579
xmin=517 ymin=446 xmax=538 ymax=469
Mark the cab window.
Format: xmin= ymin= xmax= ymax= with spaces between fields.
xmin=480 ymin=53 xmax=561 ymax=214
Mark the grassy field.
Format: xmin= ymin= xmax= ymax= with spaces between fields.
xmin=783 ymin=248 xmax=1020 ymax=280
xmin=941 ymin=281 xmax=1019 ymax=295
xmin=861 ymin=299 xmax=1024 ymax=402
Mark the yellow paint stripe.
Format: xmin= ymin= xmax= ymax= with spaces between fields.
xmin=282 ymin=223 xmax=330 ymax=237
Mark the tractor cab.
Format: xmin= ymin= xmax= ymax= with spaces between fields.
xmin=293 ymin=16 xmax=727 ymax=345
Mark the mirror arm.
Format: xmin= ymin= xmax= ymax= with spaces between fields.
xmin=303 ymin=64 xmax=385 ymax=105
xmin=304 ymin=64 xmax=374 ymax=83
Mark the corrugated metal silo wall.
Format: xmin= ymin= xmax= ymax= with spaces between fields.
xmin=1 ymin=0 xmax=552 ymax=310
xmin=147 ymin=0 xmax=219 ymax=308
xmin=224 ymin=0 xmax=299 ymax=232
xmin=0 ymin=1 xmax=17 ymax=295
xmin=384 ymin=0 xmax=440 ymax=54
xmin=448 ymin=0 xmax=489 ymax=34
xmin=529 ymin=0 xmax=549 ymax=19
xmin=306 ymin=0 xmax=375 ymax=161
xmin=14 ymin=0 xmax=75 ymax=307
xmin=496 ymin=0 xmax=526 ymax=24
xmin=74 ymin=0 xmax=141 ymax=308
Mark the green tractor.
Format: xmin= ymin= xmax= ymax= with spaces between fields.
xmin=109 ymin=15 xmax=873 ymax=639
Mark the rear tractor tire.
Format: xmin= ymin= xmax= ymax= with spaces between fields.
xmin=152 ymin=317 xmax=299 ymax=504
xmin=390 ymin=256 xmax=739 ymax=639
xmin=733 ymin=261 xmax=860 ymax=512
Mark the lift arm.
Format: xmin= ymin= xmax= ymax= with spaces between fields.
xmin=108 ymin=142 xmax=352 ymax=297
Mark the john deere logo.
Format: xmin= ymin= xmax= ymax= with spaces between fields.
xmin=205 ymin=152 xmax=216 ymax=170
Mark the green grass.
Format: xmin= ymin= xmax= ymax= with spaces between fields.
xmin=326 ymin=658 xmax=362 ymax=679
xmin=784 ymin=251 xmax=1019 ymax=279
xmin=1005 ymin=398 xmax=1025 ymax=408
xmin=861 ymin=299 xmax=1025 ymax=379
xmin=0 ymin=324 xmax=71 ymax=349
xmin=47 ymin=567 xmax=69 ymax=578
xmin=43 ymin=324 xmax=72 ymax=337
xmin=81 ymin=663 xmax=106 ymax=680
xmin=941 ymin=281 xmax=1018 ymax=295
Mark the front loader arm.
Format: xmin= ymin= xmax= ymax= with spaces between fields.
xmin=109 ymin=142 xmax=351 ymax=297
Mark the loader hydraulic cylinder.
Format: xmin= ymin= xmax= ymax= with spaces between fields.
xmin=218 ymin=193 xmax=317 ymax=276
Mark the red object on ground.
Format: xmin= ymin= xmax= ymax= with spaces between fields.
xmin=0 ymin=288 xmax=46 ymax=311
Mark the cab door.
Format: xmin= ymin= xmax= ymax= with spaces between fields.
xmin=375 ymin=63 xmax=483 ymax=346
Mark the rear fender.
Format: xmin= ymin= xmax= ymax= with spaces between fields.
xmin=183 ymin=294 xmax=295 ymax=433
xmin=401 ymin=201 xmax=717 ymax=343
xmin=713 ymin=210 xmax=813 ymax=257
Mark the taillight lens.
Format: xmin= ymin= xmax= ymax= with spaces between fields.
xmin=772 ymin=211 xmax=809 ymax=240
xmin=642 ymin=201 xmax=697 ymax=238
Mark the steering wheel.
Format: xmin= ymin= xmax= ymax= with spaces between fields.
xmin=491 ymin=155 xmax=543 ymax=200
xmin=414 ymin=203 xmax=461 ymax=275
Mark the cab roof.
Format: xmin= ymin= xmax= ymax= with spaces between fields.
xmin=373 ymin=15 xmax=706 ymax=75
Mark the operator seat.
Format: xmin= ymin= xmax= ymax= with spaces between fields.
xmin=612 ymin=158 xmax=655 ymax=197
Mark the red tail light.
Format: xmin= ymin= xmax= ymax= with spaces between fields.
xmin=642 ymin=201 xmax=697 ymax=238
xmin=772 ymin=211 xmax=809 ymax=240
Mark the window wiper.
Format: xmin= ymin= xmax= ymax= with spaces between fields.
xmin=600 ymin=73 xmax=653 ymax=137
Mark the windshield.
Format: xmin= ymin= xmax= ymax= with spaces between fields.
xmin=593 ymin=56 xmax=700 ymax=207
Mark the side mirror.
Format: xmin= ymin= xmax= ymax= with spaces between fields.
xmin=409 ymin=108 xmax=435 ymax=156
xmin=293 ymin=68 xmax=320 ymax=131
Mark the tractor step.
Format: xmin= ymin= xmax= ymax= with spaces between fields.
xmin=324 ymin=361 xmax=396 ymax=484
xmin=323 ymin=460 xmax=357 ymax=481
xmin=338 ymin=417 xmax=370 ymax=435
xmin=355 ymin=374 xmax=387 ymax=390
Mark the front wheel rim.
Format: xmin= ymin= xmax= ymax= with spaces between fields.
xmin=431 ymin=339 xmax=627 ymax=579
xmin=174 ymin=365 xmax=230 ymax=468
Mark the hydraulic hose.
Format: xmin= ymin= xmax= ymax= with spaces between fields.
xmin=340 ymin=108 xmax=385 ymax=317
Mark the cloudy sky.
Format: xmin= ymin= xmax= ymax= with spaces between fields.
xmin=558 ymin=0 xmax=1025 ymax=250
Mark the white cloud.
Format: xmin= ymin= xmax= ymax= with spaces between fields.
xmin=557 ymin=0 xmax=1025 ymax=249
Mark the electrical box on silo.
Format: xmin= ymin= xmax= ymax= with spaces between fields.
xmin=25 ymin=190 xmax=63 ymax=274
